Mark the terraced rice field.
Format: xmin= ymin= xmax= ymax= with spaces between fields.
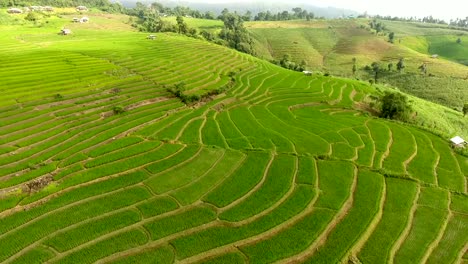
xmin=0 ymin=13 xmax=467 ymax=264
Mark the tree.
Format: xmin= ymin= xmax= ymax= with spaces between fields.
xmin=380 ymin=92 xmax=412 ymax=121
xmin=25 ymin=12 xmax=41 ymax=22
xmin=176 ymin=15 xmax=188 ymax=34
xmin=112 ymin=105 xmax=125 ymax=114
xmin=352 ymin=57 xmax=357 ymax=75
xmin=218 ymin=11 xmax=254 ymax=55
xmin=242 ymin=11 xmax=252 ymax=21
xmin=292 ymin=7 xmax=302 ymax=18
xmin=388 ymin=32 xmax=395 ymax=43
xmin=204 ymin=11 xmax=215 ymax=19
xmin=463 ymin=103 xmax=468 ymax=116
xmin=371 ymin=62 xmax=380 ymax=83
xmin=418 ymin=63 xmax=427 ymax=75
xmin=396 ymin=58 xmax=405 ymax=72
xmin=388 ymin=63 xmax=394 ymax=71
xmin=150 ymin=2 xmax=163 ymax=13
xmin=456 ymin=37 xmax=462 ymax=44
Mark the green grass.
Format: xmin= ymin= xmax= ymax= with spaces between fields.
xmin=84 ymin=141 xmax=161 ymax=168
xmin=145 ymin=147 xmax=223 ymax=194
xmin=296 ymin=156 xmax=317 ymax=185
xmin=427 ymin=35 xmax=468 ymax=65
xmin=382 ymin=123 xmax=416 ymax=175
xmin=9 ymin=246 xmax=55 ymax=264
xmin=44 ymin=209 xmax=141 ymax=252
xmin=426 ymin=213 xmax=468 ymax=264
xmin=170 ymin=185 xmax=315 ymax=260
xmin=112 ymin=245 xmax=175 ymax=264
xmin=406 ymin=129 xmax=438 ymax=184
xmin=199 ymin=252 xmax=245 ymax=264
xmin=304 ymin=171 xmax=384 ymax=263
xmin=358 ymin=178 xmax=419 ymax=263
xmin=144 ymin=206 xmax=217 ymax=241
xmin=52 ymin=228 xmax=148 ymax=264
xmin=240 ymin=208 xmax=334 ymax=263
xmin=171 ymin=150 xmax=245 ymax=205
xmin=393 ymin=206 xmax=448 ymax=264
xmin=315 ymin=160 xmax=355 ymax=210
xmin=0 ymin=187 xmax=151 ymax=262
xmin=136 ymin=196 xmax=180 ymax=218
xmin=203 ymin=151 xmax=271 ymax=208
xmin=87 ymin=136 xmax=143 ymax=158
xmin=219 ymin=154 xmax=296 ymax=221
xmin=450 ymin=194 xmax=468 ymax=214
xmin=0 ymin=13 xmax=467 ymax=264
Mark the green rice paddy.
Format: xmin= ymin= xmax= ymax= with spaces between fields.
xmin=0 ymin=10 xmax=467 ymax=264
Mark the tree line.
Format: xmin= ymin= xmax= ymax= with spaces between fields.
xmin=132 ymin=4 xmax=255 ymax=56
xmin=0 ymin=0 xmax=121 ymax=10
xmin=253 ymin=8 xmax=317 ymax=21
xmin=369 ymin=14 xmax=468 ymax=29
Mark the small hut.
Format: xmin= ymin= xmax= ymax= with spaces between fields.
xmin=303 ymin=70 xmax=312 ymax=76
xmin=147 ymin=35 xmax=156 ymax=40
xmin=80 ymin=16 xmax=89 ymax=23
xmin=30 ymin=6 xmax=41 ymax=11
xmin=450 ymin=136 xmax=466 ymax=148
xmin=44 ymin=6 xmax=54 ymax=12
xmin=76 ymin=6 xmax=88 ymax=11
xmin=7 ymin=8 xmax=23 ymax=14
xmin=61 ymin=29 xmax=72 ymax=35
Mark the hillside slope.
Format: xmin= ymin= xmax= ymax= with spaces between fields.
xmin=0 ymin=11 xmax=467 ymax=264
xmin=248 ymin=19 xmax=468 ymax=110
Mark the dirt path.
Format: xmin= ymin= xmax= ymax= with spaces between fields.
xmin=403 ymin=129 xmax=418 ymax=175
xmin=380 ymin=124 xmax=394 ymax=169
xmin=426 ymin=134 xmax=440 ymax=186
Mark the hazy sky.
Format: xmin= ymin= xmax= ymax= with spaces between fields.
xmin=180 ymin=0 xmax=468 ymax=20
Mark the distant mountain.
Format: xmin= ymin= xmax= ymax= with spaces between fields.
xmin=117 ymin=0 xmax=359 ymax=18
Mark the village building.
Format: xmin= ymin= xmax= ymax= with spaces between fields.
xmin=431 ymin=54 xmax=439 ymax=59
xmin=147 ymin=35 xmax=156 ymax=40
xmin=72 ymin=17 xmax=80 ymax=23
xmin=7 ymin=8 xmax=23 ymax=14
xmin=76 ymin=6 xmax=88 ymax=11
xmin=450 ymin=136 xmax=466 ymax=148
xmin=44 ymin=6 xmax=54 ymax=12
xmin=61 ymin=29 xmax=72 ymax=35
xmin=303 ymin=70 xmax=312 ymax=76
xmin=80 ymin=16 xmax=89 ymax=23
xmin=30 ymin=6 xmax=41 ymax=11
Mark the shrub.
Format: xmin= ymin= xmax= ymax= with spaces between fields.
xmin=112 ymin=106 xmax=125 ymax=114
xmin=379 ymin=91 xmax=412 ymax=121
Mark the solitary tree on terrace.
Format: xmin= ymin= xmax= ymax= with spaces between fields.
xmin=463 ymin=103 xmax=468 ymax=116
xmin=397 ymin=58 xmax=405 ymax=72
xmin=176 ymin=15 xmax=188 ymax=34
xmin=352 ymin=57 xmax=357 ymax=75
xmin=418 ymin=63 xmax=428 ymax=75
xmin=388 ymin=32 xmax=395 ymax=43
xmin=380 ymin=92 xmax=412 ymax=121
xmin=371 ymin=62 xmax=381 ymax=83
